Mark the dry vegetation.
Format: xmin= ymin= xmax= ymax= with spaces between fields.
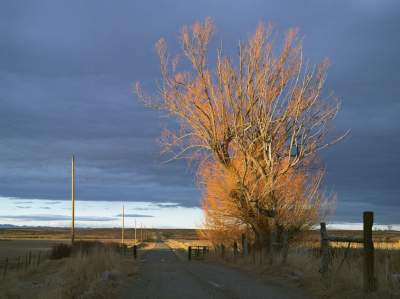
xmin=0 ymin=241 xmax=137 ymax=299
xmin=137 ymin=17 xmax=343 ymax=250
xmin=135 ymin=17 xmax=400 ymax=298
xmin=164 ymin=229 xmax=400 ymax=298
xmin=0 ymin=228 xmax=156 ymax=241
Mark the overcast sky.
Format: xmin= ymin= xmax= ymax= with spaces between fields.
xmin=0 ymin=0 xmax=399 ymax=227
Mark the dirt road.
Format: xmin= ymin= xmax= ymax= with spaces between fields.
xmin=121 ymin=241 xmax=311 ymax=299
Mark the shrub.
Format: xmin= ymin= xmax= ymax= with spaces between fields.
xmin=50 ymin=243 xmax=72 ymax=259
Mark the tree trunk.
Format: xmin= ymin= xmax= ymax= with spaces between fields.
xmin=251 ymin=222 xmax=272 ymax=264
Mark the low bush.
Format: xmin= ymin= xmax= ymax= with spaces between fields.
xmin=50 ymin=243 xmax=72 ymax=259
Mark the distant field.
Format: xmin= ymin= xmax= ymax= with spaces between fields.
xmin=0 ymin=239 xmax=65 ymax=259
xmin=1 ymin=227 xmax=399 ymax=243
xmin=0 ymin=227 xmax=199 ymax=241
xmin=0 ymin=228 xmax=199 ymax=265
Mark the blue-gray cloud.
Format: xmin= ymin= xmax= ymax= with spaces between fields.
xmin=0 ymin=214 xmax=116 ymax=222
xmin=129 ymin=207 xmax=159 ymax=211
xmin=154 ymin=203 xmax=180 ymax=208
xmin=115 ymin=214 xmax=154 ymax=218
xmin=0 ymin=0 xmax=399 ymax=223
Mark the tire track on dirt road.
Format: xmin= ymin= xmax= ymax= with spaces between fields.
xmin=121 ymin=241 xmax=311 ymax=299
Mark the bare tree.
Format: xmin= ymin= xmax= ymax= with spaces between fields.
xmin=136 ymin=18 xmax=344 ymax=247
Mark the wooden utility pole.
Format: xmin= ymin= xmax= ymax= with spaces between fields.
xmin=121 ymin=205 xmax=125 ymax=245
xmin=141 ymin=223 xmax=143 ymax=242
xmin=71 ymin=155 xmax=75 ymax=245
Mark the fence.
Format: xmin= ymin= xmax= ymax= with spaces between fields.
xmin=1 ymin=241 xmax=138 ymax=280
xmin=187 ymin=211 xmax=379 ymax=293
xmin=188 ymin=245 xmax=209 ymax=261
xmin=1 ymin=250 xmax=47 ymax=279
xmin=116 ymin=244 xmax=139 ymax=260
xmin=320 ymin=211 xmax=375 ymax=292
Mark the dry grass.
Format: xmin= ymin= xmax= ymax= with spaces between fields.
xmin=179 ymin=229 xmax=400 ymax=298
xmin=282 ymin=246 xmax=400 ymax=299
xmin=0 ymin=244 xmax=137 ymax=299
xmin=0 ymin=239 xmax=64 ymax=259
xmin=203 ymin=240 xmax=400 ymax=299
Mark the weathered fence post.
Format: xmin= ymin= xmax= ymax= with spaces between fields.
xmin=2 ymin=257 xmax=8 ymax=278
xmin=242 ymin=234 xmax=248 ymax=257
xmin=269 ymin=230 xmax=276 ymax=265
xmin=17 ymin=256 xmax=21 ymax=271
xmin=133 ymin=245 xmax=137 ymax=260
xmin=281 ymin=230 xmax=289 ymax=265
xmin=251 ymin=243 xmax=256 ymax=264
xmin=37 ymin=252 xmax=41 ymax=266
xmin=188 ymin=246 xmax=192 ymax=261
xmin=363 ymin=211 xmax=375 ymax=292
xmin=320 ymin=222 xmax=330 ymax=276
xmin=221 ymin=244 xmax=225 ymax=258
xmin=233 ymin=241 xmax=238 ymax=257
xmin=28 ymin=251 xmax=32 ymax=267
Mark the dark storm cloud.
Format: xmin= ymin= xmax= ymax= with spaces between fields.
xmin=0 ymin=0 xmax=399 ymax=222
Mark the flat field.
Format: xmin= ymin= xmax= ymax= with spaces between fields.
xmin=0 ymin=239 xmax=65 ymax=259
xmin=0 ymin=227 xmax=198 ymax=240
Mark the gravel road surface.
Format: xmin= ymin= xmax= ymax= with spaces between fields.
xmin=121 ymin=241 xmax=311 ymax=299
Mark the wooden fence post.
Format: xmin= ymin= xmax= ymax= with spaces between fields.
xmin=233 ymin=241 xmax=238 ymax=257
xmin=17 ymin=256 xmax=20 ymax=271
xmin=253 ymin=244 xmax=257 ymax=264
xmin=320 ymin=222 xmax=330 ymax=276
xmin=269 ymin=230 xmax=276 ymax=265
xmin=37 ymin=252 xmax=41 ymax=266
xmin=188 ymin=246 xmax=192 ymax=261
xmin=242 ymin=234 xmax=248 ymax=257
xmin=2 ymin=257 xmax=8 ymax=278
xmin=281 ymin=229 xmax=289 ymax=265
xmin=221 ymin=244 xmax=225 ymax=258
xmin=363 ymin=211 xmax=375 ymax=292
xmin=133 ymin=245 xmax=137 ymax=260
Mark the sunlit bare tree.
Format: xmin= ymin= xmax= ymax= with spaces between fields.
xmin=136 ymin=18 xmax=344 ymax=248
